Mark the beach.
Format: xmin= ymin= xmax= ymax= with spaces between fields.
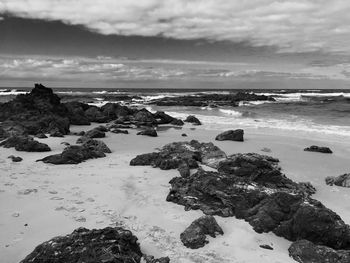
xmin=1 ymin=122 xmax=350 ymax=263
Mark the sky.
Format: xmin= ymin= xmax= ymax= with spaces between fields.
xmin=1 ymin=0 xmax=350 ymax=89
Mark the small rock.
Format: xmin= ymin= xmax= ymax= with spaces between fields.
xmin=261 ymin=147 xmax=272 ymax=153
xmin=35 ymin=133 xmax=48 ymax=139
xmin=137 ymin=128 xmax=158 ymax=137
xmin=304 ymin=145 xmax=333 ymax=154
xmin=260 ymin=244 xmax=273 ymax=250
xmin=215 ymin=129 xmax=244 ymax=142
xmin=111 ymin=128 xmax=129 ymax=134
xmin=8 ymin=155 xmax=23 ymax=162
xmin=181 ymin=133 xmax=187 ymax=137
xmin=184 ymin=115 xmax=201 ymax=125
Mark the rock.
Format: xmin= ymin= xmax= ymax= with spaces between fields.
xmin=35 ymin=133 xmax=47 ymax=139
xmin=180 ymin=215 xmax=223 ymax=249
xmin=261 ymin=147 xmax=272 ymax=153
xmin=178 ymin=162 xmax=191 ymax=178
xmin=130 ymin=140 xmax=226 ymax=171
xmin=63 ymin=101 xmax=90 ymax=125
xmin=184 ymin=115 xmax=201 ymax=125
xmin=260 ymin=244 xmax=273 ymax=250
xmin=85 ymin=128 xmax=106 ymax=138
xmin=49 ymin=129 xmax=64 ymax=137
xmin=215 ymin=129 xmax=244 ymax=142
xmin=0 ymin=136 xmax=51 ymax=152
xmin=0 ymin=126 xmax=9 ymax=140
xmin=181 ymin=133 xmax=187 ymax=137
xmin=171 ymin=119 xmax=184 ymax=126
xmin=101 ymin=103 xmax=133 ymax=119
xmin=95 ymin=125 xmax=108 ymax=132
xmin=8 ymin=155 xmax=23 ymax=162
xmin=37 ymin=140 xmax=109 ymax=164
xmin=288 ymin=239 xmax=350 ymax=263
xmin=111 ymin=128 xmax=129 ymax=134
xmin=76 ymin=131 xmax=85 ymax=136
xmin=20 ymin=227 xmax=168 ymax=263
xmin=326 ymin=174 xmax=350 ymax=188
xmin=85 ymin=106 xmax=109 ymax=123
xmin=134 ymin=109 xmax=155 ymax=123
xmin=137 ymin=128 xmax=158 ymax=137
xmin=108 ymin=123 xmax=132 ymax=129
xmin=304 ymin=146 xmax=333 ymax=154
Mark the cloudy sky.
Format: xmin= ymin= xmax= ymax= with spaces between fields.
xmin=1 ymin=0 xmax=350 ymax=88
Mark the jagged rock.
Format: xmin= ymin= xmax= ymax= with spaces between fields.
xmin=37 ymin=140 xmax=109 ymax=164
xmin=170 ymin=119 xmax=184 ymax=126
xmin=288 ymin=239 xmax=350 ymax=263
xmin=325 ymin=174 xmax=350 ymax=187
xmin=95 ymin=125 xmax=108 ymax=132
xmin=0 ymin=136 xmax=51 ymax=152
xmin=260 ymin=244 xmax=273 ymax=250
xmin=35 ymin=133 xmax=48 ymax=139
xmin=0 ymin=126 xmax=9 ymax=140
xmin=137 ymin=128 xmax=157 ymax=137
xmin=178 ymin=162 xmax=191 ymax=177
xmin=304 ymin=146 xmax=333 ymax=154
xmin=130 ymin=140 xmax=226 ymax=170
xmin=49 ymin=129 xmax=64 ymax=137
xmin=20 ymin=227 xmax=169 ymax=263
xmin=8 ymin=155 xmax=23 ymax=162
xmin=215 ymin=129 xmax=244 ymax=142
xmin=101 ymin=103 xmax=133 ymax=119
xmin=85 ymin=128 xmax=106 ymax=138
xmin=111 ymin=128 xmax=129 ymax=134
xmin=85 ymin=106 xmax=109 ymax=123
xmin=134 ymin=109 xmax=155 ymax=123
xmin=184 ymin=115 xmax=201 ymax=125
xmin=180 ymin=215 xmax=223 ymax=249
xmin=64 ymin=101 xmax=90 ymax=125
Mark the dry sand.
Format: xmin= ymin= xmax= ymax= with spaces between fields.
xmin=1 ymin=123 xmax=350 ymax=263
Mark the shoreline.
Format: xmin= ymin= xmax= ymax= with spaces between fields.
xmin=1 ymin=123 xmax=350 ymax=262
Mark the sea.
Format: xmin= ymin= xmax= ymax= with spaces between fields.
xmin=1 ymin=87 xmax=349 ymax=138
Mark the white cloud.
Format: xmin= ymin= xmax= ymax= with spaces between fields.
xmin=1 ymin=0 xmax=350 ymax=54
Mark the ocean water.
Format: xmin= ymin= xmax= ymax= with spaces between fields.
xmin=1 ymin=87 xmax=349 ymax=137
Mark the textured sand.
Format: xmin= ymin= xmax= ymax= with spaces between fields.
xmin=1 ymin=123 xmax=350 ymax=263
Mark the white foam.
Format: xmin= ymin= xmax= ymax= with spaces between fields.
xmin=0 ymin=89 xmax=27 ymax=95
xmin=219 ymin=109 xmax=243 ymax=117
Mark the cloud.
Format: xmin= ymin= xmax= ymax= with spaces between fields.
xmin=1 ymin=0 xmax=350 ymax=54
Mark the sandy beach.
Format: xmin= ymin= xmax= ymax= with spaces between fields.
xmin=1 ymin=122 xmax=350 ymax=263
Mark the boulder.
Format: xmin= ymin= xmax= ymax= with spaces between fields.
xmin=8 ymin=155 xmax=23 ymax=162
xmin=20 ymin=227 xmax=169 ymax=263
xmin=137 ymin=128 xmax=158 ymax=137
xmin=85 ymin=107 xmax=109 ymax=123
xmin=304 ymin=146 xmax=333 ymax=154
xmin=35 ymin=133 xmax=48 ymax=139
xmin=170 ymin=119 xmax=184 ymax=126
xmin=325 ymin=174 xmax=350 ymax=188
xmin=134 ymin=109 xmax=155 ymax=123
xmin=82 ymin=139 xmax=111 ymax=154
xmin=288 ymin=239 xmax=350 ymax=263
xmin=63 ymin=101 xmax=90 ymax=125
xmin=0 ymin=136 xmax=51 ymax=152
xmin=49 ymin=129 xmax=64 ymax=137
xmin=180 ymin=215 xmax=223 ymax=249
xmin=215 ymin=129 xmax=244 ymax=142
xmin=184 ymin=115 xmax=201 ymax=125
xmin=85 ymin=128 xmax=105 ymax=138
xmin=111 ymin=128 xmax=129 ymax=134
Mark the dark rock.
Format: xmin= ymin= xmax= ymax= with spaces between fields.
xmin=108 ymin=123 xmax=133 ymax=129
xmin=304 ymin=146 xmax=333 ymax=154
xmin=261 ymin=147 xmax=272 ymax=153
xmin=85 ymin=128 xmax=106 ymax=138
xmin=95 ymin=125 xmax=108 ymax=132
xmin=288 ymin=239 xmax=350 ymax=263
xmin=85 ymin=106 xmax=109 ymax=123
xmin=64 ymin=101 xmax=90 ymax=125
xmin=0 ymin=126 xmax=9 ymax=140
xmin=111 ymin=128 xmax=129 ymax=134
xmin=180 ymin=215 xmax=223 ymax=249
xmin=0 ymin=136 xmax=51 ymax=152
xmin=134 ymin=109 xmax=155 ymax=123
xmin=20 ymin=227 xmax=169 ymax=263
xmin=49 ymin=129 xmax=64 ymax=137
xmin=35 ymin=133 xmax=48 ymax=139
xmin=216 ymin=129 xmax=243 ymax=143
xmin=8 ymin=155 xmax=23 ymax=162
xmin=170 ymin=119 xmax=184 ymax=126
xmin=101 ymin=103 xmax=133 ymax=119
xmin=215 ymin=129 xmax=244 ymax=142
xmin=137 ymin=128 xmax=158 ymax=137
xmin=178 ymin=162 xmax=191 ymax=178
xmin=130 ymin=140 xmax=226 ymax=170
xmin=260 ymin=244 xmax=273 ymax=250
xmin=37 ymin=139 xmax=109 ymax=164
xmin=76 ymin=131 xmax=85 ymax=136
xmin=181 ymin=133 xmax=187 ymax=137
xmin=325 ymin=174 xmax=350 ymax=188
xmin=184 ymin=115 xmax=201 ymax=125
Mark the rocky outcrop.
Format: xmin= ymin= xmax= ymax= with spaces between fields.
xmin=148 ymin=92 xmax=275 ymax=107
xmin=289 ymin=239 xmax=350 ymax=263
xmin=20 ymin=227 xmax=169 ymax=263
xmin=137 ymin=128 xmax=158 ymax=137
xmin=215 ymin=129 xmax=244 ymax=141
xmin=63 ymin=101 xmax=91 ymax=125
xmin=184 ymin=115 xmax=201 ymax=125
xmin=37 ymin=139 xmax=110 ymax=164
xmin=0 ymin=136 xmax=51 ymax=152
xmin=325 ymin=174 xmax=350 ymax=188
xmin=130 ymin=140 xmax=226 ymax=170
xmin=180 ymin=215 xmax=223 ymax=249
xmin=304 ymin=146 xmax=333 ymax=154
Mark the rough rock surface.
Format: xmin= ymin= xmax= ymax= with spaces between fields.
xmin=137 ymin=128 xmax=158 ymax=137
xmin=289 ymin=239 xmax=350 ymax=263
xmin=215 ymin=129 xmax=244 ymax=142
xmin=180 ymin=215 xmax=223 ymax=249
xmin=20 ymin=227 xmax=169 ymax=263
xmin=111 ymin=128 xmax=129 ymax=134
xmin=8 ymin=155 xmax=23 ymax=162
xmin=184 ymin=115 xmax=201 ymax=125
xmin=325 ymin=174 xmax=350 ymax=188
xmin=304 ymin=146 xmax=333 ymax=154
xmin=85 ymin=128 xmax=106 ymax=138
xmin=37 ymin=139 xmax=110 ymax=164
xmin=0 ymin=136 xmax=51 ymax=152
xmin=130 ymin=140 xmax=226 ymax=170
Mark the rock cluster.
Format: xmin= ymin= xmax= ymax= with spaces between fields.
xmin=131 ymin=140 xmax=350 ymax=258
xmin=325 ymin=173 xmax=350 ymax=188
xmin=0 ymin=135 xmax=51 ymax=152
xmin=148 ymin=92 xmax=275 ymax=107
xmin=180 ymin=215 xmax=223 ymax=249
xmin=20 ymin=227 xmax=169 ymax=263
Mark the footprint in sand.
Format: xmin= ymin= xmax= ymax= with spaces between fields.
xmin=50 ymin=196 xmax=64 ymax=200
xmin=48 ymin=190 xmax=58 ymax=194
xmin=17 ymin=189 xmax=38 ymax=195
